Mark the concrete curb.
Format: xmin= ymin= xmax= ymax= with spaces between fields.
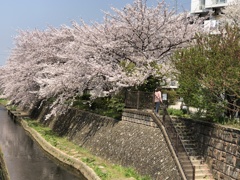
xmin=6 ymin=107 xmax=101 ymax=180
xmin=20 ymin=120 xmax=101 ymax=180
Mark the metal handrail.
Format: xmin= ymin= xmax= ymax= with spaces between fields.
xmin=124 ymin=90 xmax=195 ymax=179
xmin=162 ymin=107 xmax=195 ymax=180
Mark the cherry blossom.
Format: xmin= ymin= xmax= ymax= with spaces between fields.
xmin=0 ymin=0 xmax=202 ymax=117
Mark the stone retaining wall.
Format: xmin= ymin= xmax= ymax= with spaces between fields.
xmin=180 ymin=118 xmax=240 ymax=180
xmin=122 ymin=110 xmax=158 ymax=127
xmin=33 ymin=107 xmax=181 ymax=179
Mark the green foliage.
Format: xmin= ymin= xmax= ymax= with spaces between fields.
xmin=0 ymin=98 xmax=8 ymax=106
xmin=167 ymin=108 xmax=184 ymax=117
xmin=124 ymin=167 xmax=151 ymax=180
xmin=90 ymin=95 xmax=125 ymax=120
xmin=120 ymin=60 xmax=136 ymax=74
xmin=72 ymin=92 xmax=125 ymax=120
xmin=172 ymin=25 xmax=240 ymax=122
xmin=82 ymin=158 xmax=110 ymax=179
xmin=8 ymin=105 xmax=17 ymax=111
xmin=162 ymin=89 xmax=178 ymax=105
xmin=72 ymin=94 xmax=91 ymax=110
xmin=46 ymin=97 xmax=57 ymax=104
xmin=113 ymin=165 xmax=151 ymax=180
xmin=137 ymin=75 xmax=163 ymax=92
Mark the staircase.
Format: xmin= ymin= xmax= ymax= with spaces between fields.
xmin=172 ymin=118 xmax=215 ymax=180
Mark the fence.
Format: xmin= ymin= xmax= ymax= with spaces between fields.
xmin=125 ymin=91 xmax=154 ymax=109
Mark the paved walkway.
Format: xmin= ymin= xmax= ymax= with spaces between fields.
xmin=168 ymin=102 xmax=198 ymax=113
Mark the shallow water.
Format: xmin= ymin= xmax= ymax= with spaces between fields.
xmin=0 ymin=106 xmax=85 ymax=180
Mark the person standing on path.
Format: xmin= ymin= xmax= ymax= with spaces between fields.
xmin=154 ymin=87 xmax=163 ymax=115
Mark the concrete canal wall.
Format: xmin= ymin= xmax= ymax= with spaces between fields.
xmin=31 ymin=106 xmax=182 ymax=180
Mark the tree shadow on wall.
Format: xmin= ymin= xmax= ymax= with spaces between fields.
xmin=52 ymin=108 xmax=119 ymax=146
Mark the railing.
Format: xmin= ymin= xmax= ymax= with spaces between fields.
xmin=124 ymin=90 xmax=195 ymax=179
xmin=125 ymin=90 xmax=154 ymax=109
xmin=162 ymin=107 xmax=195 ymax=180
xmin=213 ymin=0 xmax=226 ymax=4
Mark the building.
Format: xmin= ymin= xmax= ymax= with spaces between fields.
xmin=191 ymin=0 xmax=236 ymax=32
xmin=191 ymin=0 xmax=235 ymax=15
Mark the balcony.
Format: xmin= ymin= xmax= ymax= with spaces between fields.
xmin=205 ymin=0 xmax=227 ymax=8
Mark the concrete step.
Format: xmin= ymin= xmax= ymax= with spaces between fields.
xmin=181 ymin=139 xmax=196 ymax=143
xmin=188 ymin=175 xmax=214 ymax=180
xmin=184 ymin=143 xmax=198 ymax=149
xmin=182 ymin=159 xmax=214 ymax=179
xmin=179 ymin=135 xmax=195 ymax=140
xmin=171 ymin=119 xmax=214 ymax=180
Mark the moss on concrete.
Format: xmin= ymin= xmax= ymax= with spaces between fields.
xmin=0 ymin=147 xmax=10 ymax=180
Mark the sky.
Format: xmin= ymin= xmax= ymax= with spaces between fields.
xmin=0 ymin=0 xmax=190 ymax=66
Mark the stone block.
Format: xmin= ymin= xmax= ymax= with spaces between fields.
xmin=238 ymin=136 xmax=240 ymax=146
xmin=215 ymin=139 xmax=224 ymax=150
xmin=232 ymin=137 xmax=238 ymax=144
xmin=224 ymin=164 xmax=231 ymax=176
xmin=210 ymin=138 xmax=215 ymax=146
xmin=213 ymin=149 xmax=220 ymax=159
xmin=230 ymin=166 xmax=239 ymax=179
xmin=212 ymin=169 xmax=218 ymax=178
xmin=219 ymin=172 xmax=225 ymax=179
xmin=236 ymin=158 xmax=240 ymax=169
xmin=226 ymin=154 xmax=234 ymax=166
xmin=211 ymin=158 xmax=217 ymax=169
xmin=223 ymin=132 xmax=232 ymax=142
xmin=217 ymin=161 xmax=225 ymax=172
xmin=220 ymin=152 xmax=226 ymax=162
xmin=212 ymin=129 xmax=218 ymax=138
xmin=231 ymin=145 xmax=238 ymax=156
xmin=207 ymin=146 xmax=213 ymax=157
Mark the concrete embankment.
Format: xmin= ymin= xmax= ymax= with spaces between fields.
xmin=37 ymin=107 xmax=181 ymax=179
xmin=7 ymin=110 xmax=100 ymax=180
xmin=8 ymin=104 xmax=182 ymax=179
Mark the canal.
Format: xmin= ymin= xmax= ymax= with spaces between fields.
xmin=0 ymin=105 xmax=85 ymax=180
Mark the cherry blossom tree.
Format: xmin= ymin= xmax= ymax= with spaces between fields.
xmin=0 ymin=0 xmax=202 ymax=117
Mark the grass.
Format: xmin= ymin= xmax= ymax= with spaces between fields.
xmin=168 ymin=107 xmax=240 ymax=130
xmin=0 ymin=98 xmax=8 ymax=106
xmin=217 ymin=118 xmax=240 ymax=129
xmin=25 ymin=118 xmax=151 ymax=180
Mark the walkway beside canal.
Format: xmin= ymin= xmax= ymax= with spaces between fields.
xmin=7 ymin=109 xmax=100 ymax=180
xmin=0 ymin=106 xmax=85 ymax=180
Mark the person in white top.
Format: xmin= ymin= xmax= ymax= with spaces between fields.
xmin=154 ymin=87 xmax=163 ymax=114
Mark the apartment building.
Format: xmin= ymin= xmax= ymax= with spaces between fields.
xmin=191 ymin=0 xmax=235 ymax=14
xmin=191 ymin=0 xmax=236 ymax=32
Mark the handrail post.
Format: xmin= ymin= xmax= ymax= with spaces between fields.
xmin=153 ymin=92 xmax=155 ymax=112
xmin=163 ymin=107 xmax=165 ymax=125
xmin=193 ymin=166 xmax=195 ymax=180
xmin=137 ymin=91 xmax=140 ymax=109
xmin=125 ymin=89 xmax=128 ymax=108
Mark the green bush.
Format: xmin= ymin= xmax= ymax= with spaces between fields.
xmin=162 ymin=90 xmax=178 ymax=105
xmin=167 ymin=108 xmax=184 ymax=117
xmin=71 ymin=92 xmax=125 ymax=120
